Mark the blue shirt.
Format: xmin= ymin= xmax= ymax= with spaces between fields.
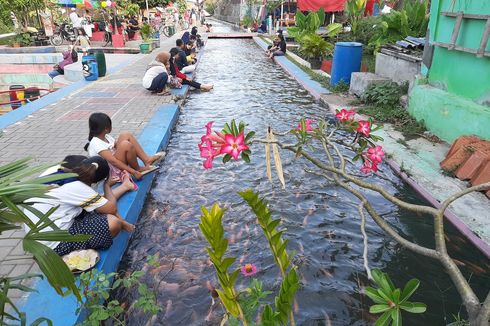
xmin=176 ymin=49 xmax=188 ymax=69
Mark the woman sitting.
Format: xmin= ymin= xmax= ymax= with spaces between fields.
xmin=24 ymin=156 xmax=135 ymax=256
xmin=142 ymin=52 xmax=171 ymax=95
xmin=48 ymin=47 xmax=74 ymax=79
xmin=268 ymin=34 xmax=287 ymax=58
xmin=85 ymin=112 xmax=165 ymax=181
xmin=169 ymin=47 xmax=213 ymax=91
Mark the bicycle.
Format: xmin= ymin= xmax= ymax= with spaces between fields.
xmin=179 ymin=19 xmax=189 ymax=30
xmin=158 ymin=19 xmax=175 ymax=37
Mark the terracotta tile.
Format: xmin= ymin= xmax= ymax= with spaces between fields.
xmin=441 ymin=140 xmax=490 ymax=173
xmin=446 ymin=135 xmax=481 ymax=158
xmin=470 ymin=160 xmax=490 ymax=186
xmin=456 ymin=150 xmax=490 ymax=180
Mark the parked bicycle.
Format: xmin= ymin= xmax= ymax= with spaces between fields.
xmin=50 ymin=23 xmax=77 ymax=46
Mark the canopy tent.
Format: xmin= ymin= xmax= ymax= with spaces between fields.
xmin=297 ymin=0 xmax=346 ymax=12
xmin=54 ymin=0 xmax=117 ymax=9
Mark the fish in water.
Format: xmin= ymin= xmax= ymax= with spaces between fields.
xmin=163 ymin=299 xmax=173 ymax=320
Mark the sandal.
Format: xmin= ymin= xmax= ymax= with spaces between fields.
xmin=152 ymin=151 xmax=166 ymax=165
xmin=122 ymin=171 xmax=138 ymax=191
xmin=140 ymin=165 xmax=159 ymax=177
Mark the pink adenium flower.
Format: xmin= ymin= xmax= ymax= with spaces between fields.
xmin=296 ymin=119 xmax=315 ymax=132
xmin=335 ymin=109 xmax=355 ymax=122
xmin=367 ymin=145 xmax=385 ymax=164
xmin=198 ymin=139 xmax=221 ymax=169
xmin=356 ymin=120 xmax=371 ymax=137
xmin=220 ymin=133 xmax=249 ymax=160
xmin=360 ymin=160 xmax=379 ymax=174
xmin=240 ymin=263 xmax=258 ymax=277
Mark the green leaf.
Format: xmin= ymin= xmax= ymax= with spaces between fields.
xmin=245 ymin=131 xmax=256 ymax=142
xmin=241 ymin=152 xmax=251 ymax=163
xmin=369 ymin=304 xmax=391 ymax=314
xmin=222 ymin=154 xmax=232 ymax=164
xmin=391 ymin=308 xmax=402 ymax=326
xmin=365 ymin=287 xmax=386 ymax=304
xmin=392 ymin=288 xmax=401 ymax=303
xmin=399 ymin=302 xmax=426 ymax=314
xmin=29 ymin=317 xmax=53 ymax=326
xmin=400 ymin=279 xmax=419 ymax=303
xmin=374 ymin=310 xmax=392 ymax=326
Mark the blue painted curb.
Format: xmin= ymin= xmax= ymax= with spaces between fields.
xmin=20 ymin=103 xmax=180 ymax=324
xmin=253 ymin=37 xmax=329 ymax=100
xmin=0 ymin=55 xmax=140 ymax=130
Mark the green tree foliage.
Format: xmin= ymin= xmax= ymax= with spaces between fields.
xmin=0 ymin=0 xmax=45 ymax=30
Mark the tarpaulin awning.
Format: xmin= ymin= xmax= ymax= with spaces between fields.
xmin=297 ymin=0 xmax=346 ymax=12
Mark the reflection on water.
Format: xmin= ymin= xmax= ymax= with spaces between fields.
xmin=115 ymin=23 xmax=489 ymax=326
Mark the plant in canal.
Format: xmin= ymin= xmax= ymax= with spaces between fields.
xmin=76 ymin=255 xmax=160 ymax=326
xmin=0 ymin=158 xmax=91 ymax=325
xmin=199 ymin=190 xmax=300 ymax=326
xmin=197 ymin=116 xmax=490 ymax=325
xmin=365 ymin=269 xmax=426 ymax=325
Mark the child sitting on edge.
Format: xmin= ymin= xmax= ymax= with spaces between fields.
xmin=84 ymin=112 xmax=165 ymax=183
xmin=169 ymin=47 xmax=213 ymax=91
xmin=24 ymin=156 xmax=135 ymax=256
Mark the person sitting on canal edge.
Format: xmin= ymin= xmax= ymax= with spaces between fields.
xmin=176 ymin=38 xmax=196 ymax=73
xmin=142 ymin=51 xmax=171 ymax=96
xmin=48 ymin=46 xmax=74 ymax=79
xmin=84 ymin=112 xmax=166 ymax=182
xmin=169 ymin=47 xmax=213 ymax=91
xmin=23 ymin=156 xmax=135 ymax=256
xmin=76 ymin=29 xmax=91 ymax=56
xmin=268 ymin=32 xmax=287 ymax=58
xmin=127 ymin=15 xmax=140 ymax=40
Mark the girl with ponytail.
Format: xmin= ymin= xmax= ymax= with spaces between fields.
xmin=85 ymin=113 xmax=165 ymax=183
xmin=24 ymin=156 xmax=135 ymax=256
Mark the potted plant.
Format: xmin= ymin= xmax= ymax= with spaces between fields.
xmin=9 ymin=33 xmax=31 ymax=48
xmin=139 ymin=23 xmax=153 ymax=54
xmin=298 ymin=33 xmax=333 ymax=69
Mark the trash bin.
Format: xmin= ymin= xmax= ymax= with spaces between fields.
xmin=24 ymin=87 xmax=41 ymax=102
xmin=81 ymin=55 xmax=99 ymax=81
xmin=330 ymin=42 xmax=363 ymax=87
xmin=93 ymin=50 xmax=106 ymax=77
xmin=9 ymin=85 xmax=25 ymax=110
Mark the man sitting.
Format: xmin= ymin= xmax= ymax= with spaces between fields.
xmin=175 ymin=38 xmax=195 ymax=73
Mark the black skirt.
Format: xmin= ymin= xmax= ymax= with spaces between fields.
xmin=54 ymin=211 xmax=113 ymax=256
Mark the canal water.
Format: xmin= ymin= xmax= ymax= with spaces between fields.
xmin=114 ymin=23 xmax=489 ymax=325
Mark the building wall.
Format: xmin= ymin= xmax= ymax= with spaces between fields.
xmin=428 ymin=0 xmax=490 ymax=104
xmin=409 ymin=0 xmax=490 ymax=142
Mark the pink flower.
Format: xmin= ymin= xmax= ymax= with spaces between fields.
xmin=335 ymin=109 xmax=355 ymax=122
xmin=240 ymin=263 xmax=258 ymax=277
xmin=220 ymin=133 xmax=249 ymax=160
xmin=296 ymin=119 xmax=315 ymax=132
xmin=367 ymin=146 xmax=385 ymax=164
xmin=198 ymin=139 xmax=220 ymax=169
xmin=360 ymin=160 xmax=379 ymax=174
xmin=356 ymin=120 xmax=371 ymax=137
xmin=205 ymin=121 xmax=214 ymax=136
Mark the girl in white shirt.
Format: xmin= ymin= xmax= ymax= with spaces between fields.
xmin=24 ymin=156 xmax=134 ymax=256
xmin=84 ymin=112 xmax=165 ymax=181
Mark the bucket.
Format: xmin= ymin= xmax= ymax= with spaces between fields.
xmin=9 ymin=85 xmax=25 ymax=110
xmin=24 ymin=87 xmax=41 ymax=102
xmin=330 ymin=42 xmax=363 ymax=86
xmin=139 ymin=43 xmax=150 ymax=54
xmin=81 ymin=55 xmax=98 ymax=81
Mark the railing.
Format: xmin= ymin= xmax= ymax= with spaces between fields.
xmin=0 ymin=88 xmax=52 ymax=108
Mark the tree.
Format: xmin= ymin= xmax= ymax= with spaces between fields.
xmin=0 ymin=0 xmax=45 ymax=30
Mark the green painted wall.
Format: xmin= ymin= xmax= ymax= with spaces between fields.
xmin=409 ymin=0 xmax=490 ymax=142
xmin=427 ymin=0 xmax=490 ymax=103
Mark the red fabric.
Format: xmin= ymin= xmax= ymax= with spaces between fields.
xmin=297 ymin=0 xmax=346 ymax=12
xmin=364 ymin=0 xmax=379 ymax=15
xmin=174 ymin=63 xmax=187 ymax=80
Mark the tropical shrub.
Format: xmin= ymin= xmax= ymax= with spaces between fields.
xmin=140 ymin=23 xmax=153 ymax=42
xmin=241 ymin=15 xmax=253 ymax=28
xmin=345 ymin=0 xmax=367 ymax=34
xmin=298 ymin=33 xmax=333 ymax=59
xmin=368 ymin=0 xmax=429 ymax=52
xmin=287 ymin=8 xmax=326 ymax=41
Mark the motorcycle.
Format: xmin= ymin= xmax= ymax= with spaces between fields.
xmin=50 ymin=23 xmax=77 ymax=46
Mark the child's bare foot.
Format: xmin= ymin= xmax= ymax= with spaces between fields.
xmin=201 ymin=84 xmax=213 ymax=91
xmin=122 ymin=171 xmax=137 ymax=191
xmin=122 ymin=220 xmax=135 ymax=232
xmin=156 ymin=89 xmax=170 ymax=96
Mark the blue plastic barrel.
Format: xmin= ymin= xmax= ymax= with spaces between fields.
xmin=330 ymin=42 xmax=363 ymax=86
xmin=81 ymin=55 xmax=98 ymax=81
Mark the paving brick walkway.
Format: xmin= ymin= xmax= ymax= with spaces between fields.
xmin=0 ymin=32 xmax=184 ymax=302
